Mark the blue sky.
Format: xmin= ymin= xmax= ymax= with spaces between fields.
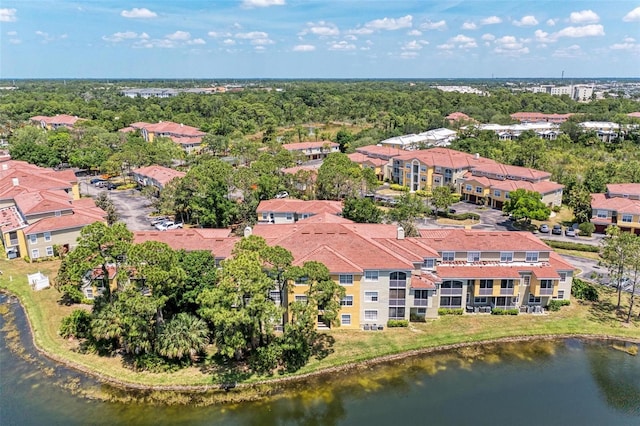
xmin=1 ymin=1 xmax=639 ymax=79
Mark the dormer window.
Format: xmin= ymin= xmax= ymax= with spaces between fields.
xmin=422 ymin=258 xmax=436 ymax=270
xmin=525 ymin=252 xmax=539 ymax=262
xmin=467 ymin=251 xmax=480 ymax=262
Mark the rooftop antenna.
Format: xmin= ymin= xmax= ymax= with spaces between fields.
xmin=561 ymin=70 xmax=564 ymax=81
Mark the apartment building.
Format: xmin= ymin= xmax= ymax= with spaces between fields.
xmin=29 ymin=114 xmax=84 ymax=130
xmin=132 ymin=215 xmax=574 ymax=329
xmin=131 ymin=165 xmax=186 ymax=192
xmin=120 ymin=121 xmax=207 ymax=154
xmin=0 ymin=157 xmax=104 ymax=260
xmin=256 ymin=199 xmax=343 ymax=224
xmin=591 ymin=184 xmax=640 ymax=234
xmin=280 ymin=141 xmax=339 ymax=161
xmin=510 ymin=112 xmax=574 ymax=124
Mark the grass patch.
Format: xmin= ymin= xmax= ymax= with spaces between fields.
xmin=1 ymin=258 xmax=639 ymax=388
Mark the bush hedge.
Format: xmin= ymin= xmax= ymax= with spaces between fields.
xmin=547 ymin=299 xmax=571 ymax=312
xmin=387 ymin=319 xmax=409 ymax=327
xmin=389 ymin=184 xmax=409 ymax=192
xmin=578 ymin=222 xmax=595 ymax=237
xmin=540 ymin=239 xmax=600 ymax=253
xmin=415 ymin=190 xmax=431 ymax=198
xmin=438 ymin=308 xmax=464 ymax=315
xmin=571 ymin=277 xmax=599 ymax=301
xmin=491 ymin=308 xmax=519 ymax=315
xmin=437 ymin=211 xmax=481 ymax=221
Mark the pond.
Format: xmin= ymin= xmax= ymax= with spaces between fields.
xmin=1 ymin=293 xmax=640 ymax=426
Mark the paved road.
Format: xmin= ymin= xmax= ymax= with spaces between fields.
xmin=78 ymin=177 xmax=155 ymax=231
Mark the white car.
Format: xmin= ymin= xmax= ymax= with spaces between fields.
xmin=155 ymin=221 xmax=183 ymax=231
xmin=275 ymin=191 xmax=289 ymax=199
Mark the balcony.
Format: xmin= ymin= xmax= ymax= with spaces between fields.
xmin=440 ymin=288 xmax=463 ymax=296
xmin=529 ymin=282 xmax=557 ymax=297
xmin=389 ymin=298 xmax=406 ymax=306
xmin=413 ymin=299 xmax=428 ymax=307
xmin=9 ymin=239 xmax=19 ymax=247
xmin=476 ymin=288 xmax=493 ymax=296
xmin=473 ymin=286 xmax=518 ymax=297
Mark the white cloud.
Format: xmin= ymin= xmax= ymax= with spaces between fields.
xmin=535 ymin=29 xmax=553 ymax=43
xmin=235 ymin=31 xmax=269 ymax=39
xmin=187 ymin=38 xmax=206 ymax=45
xmin=293 ymin=44 xmax=315 ymax=52
xmin=407 ymin=29 xmax=422 ymax=36
xmin=400 ymin=51 xmax=419 ymax=59
xmin=546 ymin=19 xmax=557 ymax=26
xmin=121 ymin=8 xmax=157 ymax=19
xmin=481 ymin=33 xmax=495 ymax=41
xmin=7 ymin=30 xmax=17 ymax=36
xmin=300 ymin=21 xmax=339 ymax=37
xmin=133 ymin=39 xmax=175 ymax=49
xmin=481 ymin=16 xmax=502 ymax=25
xmin=348 ymin=27 xmax=374 ymax=35
xmin=9 ymin=38 xmax=20 ymax=44
xmin=0 ymin=8 xmax=17 ymax=22
xmin=223 ymin=39 xmax=236 ymax=45
xmin=623 ymin=7 xmax=640 ymax=22
xmin=241 ymin=0 xmax=285 ymax=8
xmin=610 ymin=42 xmax=635 ymax=50
xmin=451 ymin=34 xmax=477 ymax=48
xmin=420 ymin=20 xmax=447 ymax=30
xmin=166 ymin=31 xmax=191 ymax=41
xmin=36 ymin=30 xmax=65 ymax=43
xmin=252 ymin=38 xmax=274 ymax=45
xmin=344 ymin=34 xmax=357 ymax=41
xmin=401 ymin=40 xmax=426 ymax=51
xmin=329 ymin=41 xmax=356 ymax=50
xmin=513 ymin=15 xmax=538 ymax=27
xmin=437 ymin=43 xmax=454 ymax=50
xmin=254 ymin=45 xmax=266 ymax=51
xmin=102 ymin=31 xmax=141 ymax=42
xmin=462 ymin=22 xmax=477 ymax=30
xmin=364 ymin=15 xmax=412 ymax=31
xmin=208 ymin=31 xmax=232 ymax=38
xmin=555 ymin=24 xmax=604 ymax=38
xmin=624 ymin=36 xmax=636 ymax=43
xmin=552 ymin=44 xmax=583 ymax=58
xmin=569 ymin=10 xmax=599 ymax=24
xmin=493 ymin=35 xmax=529 ymax=55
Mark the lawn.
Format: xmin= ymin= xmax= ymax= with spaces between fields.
xmin=2 ymin=257 xmax=639 ymax=389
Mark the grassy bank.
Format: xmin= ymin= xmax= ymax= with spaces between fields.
xmin=2 ymin=258 xmax=639 ymax=389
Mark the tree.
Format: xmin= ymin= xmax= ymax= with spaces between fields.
xmin=156 ymin=313 xmax=209 ymax=361
xmin=316 ymin=153 xmax=377 ymax=200
xmin=431 ymin=186 xmax=455 ymax=216
xmin=568 ymin=184 xmax=592 ymax=224
xmin=201 ymin=133 xmax=229 ymax=156
xmin=342 ymin=197 xmax=382 ymax=223
xmin=388 ymin=193 xmax=430 ymax=237
xmin=600 ymin=226 xmax=636 ymax=310
xmin=625 ymin=235 xmax=640 ymax=323
xmin=335 ymin=128 xmax=354 ymax=153
xmin=502 ymin=189 xmax=550 ymax=223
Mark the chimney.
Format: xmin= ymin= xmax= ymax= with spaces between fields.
xmin=244 ymin=226 xmax=252 ymax=238
xmin=475 ymin=153 xmax=480 ymax=159
xmin=397 ymin=226 xmax=405 ymax=240
xmin=12 ymin=177 xmax=18 ymax=186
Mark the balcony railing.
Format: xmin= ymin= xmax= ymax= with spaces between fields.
xmin=477 ymin=288 xmax=493 ymax=296
xmin=539 ymin=288 xmax=554 ymax=296
xmin=389 ymin=298 xmax=406 ymax=306
xmin=500 ymin=288 xmax=516 ymax=296
xmin=413 ymin=299 xmax=428 ymax=306
xmin=9 ymin=239 xmax=19 ymax=246
xmin=390 ymin=280 xmax=406 ymax=288
xmin=440 ymin=288 xmax=463 ymax=295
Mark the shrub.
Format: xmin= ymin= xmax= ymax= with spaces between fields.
xmin=540 ymin=239 xmax=600 ymax=253
xmin=23 ymin=256 xmax=31 ymax=263
xmin=552 ymin=205 xmax=561 ymax=213
xmin=491 ymin=308 xmax=519 ymax=315
xmin=451 ymin=193 xmax=461 ymax=202
xmin=572 ymin=278 xmax=599 ymax=301
xmin=387 ymin=319 xmax=409 ymax=327
xmin=578 ymin=222 xmax=595 ymax=237
xmin=59 ymin=309 xmax=92 ymax=339
xmin=389 ymin=184 xmax=409 ymax=192
xmin=117 ymin=183 xmax=137 ymax=190
xmin=547 ymin=299 xmax=571 ymax=312
xmin=438 ymin=211 xmax=481 ymax=221
xmin=415 ymin=190 xmax=431 ymax=198
xmin=438 ymin=308 xmax=464 ymax=315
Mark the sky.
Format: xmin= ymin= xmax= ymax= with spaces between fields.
xmin=1 ymin=0 xmax=639 ymax=79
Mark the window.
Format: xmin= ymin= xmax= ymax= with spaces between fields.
xmin=479 ymin=279 xmax=493 ymax=288
xmin=434 ymin=177 xmax=441 ymax=184
xmin=339 ymin=274 xmax=353 ymax=285
xmin=467 ymin=251 xmax=480 ymax=262
xmin=340 ymin=295 xmax=354 ymax=306
xmin=262 ymin=213 xmax=268 ymax=220
xmin=500 ymin=252 xmax=513 ymax=262
xmin=622 ymin=214 xmax=633 ymax=223
xmin=501 ymin=279 xmax=514 ymax=288
xmin=364 ymin=291 xmax=378 ymax=302
xmin=341 ymin=314 xmax=351 ymax=326
xmin=476 ymin=186 xmax=483 ymax=194
xmin=440 ymin=296 xmax=462 ymax=307
xmin=421 ymin=176 xmax=427 ymax=182
xmin=505 ymin=192 xmax=510 ymax=199
xmin=422 ymin=258 xmax=435 ymax=269
xmin=421 ymin=165 xmax=427 ymax=172
xmin=528 ymin=294 xmax=541 ymax=304
xmin=441 ymin=281 xmax=463 ymax=289
xmin=557 ymin=290 xmax=565 ymax=299
xmin=285 ymin=213 xmax=293 ymax=221
xmin=494 ymin=190 xmax=501 ymax=197
xmin=295 ymin=276 xmax=309 ymax=286
xmin=405 ymin=164 xmax=410 ymax=169
xmin=29 ymin=234 xmax=37 ymax=244
xmin=525 ymin=252 xmax=539 ymax=262
xmin=465 ymin=184 xmax=473 ymax=191
xmin=435 ymin=167 xmax=442 ymax=173
xmin=474 ymin=297 xmax=487 ymax=304
xmin=55 ymin=211 xmax=62 ymax=217
xmin=45 ymin=246 xmax=54 ymax=257
xmin=559 ymin=272 xmax=567 ymax=283
xmin=365 ymin=310 xmax=378 ymax=321
xmin=442 ymin=251 xmax=455 ymax=261
xmin=43 ymin=232 xmax=51 ymax=242
xmin=295 ymin=295 xmax=308 ymax=303
xmin=596 ymin=210 xmax=608 ymax=219
xmin=364 ymin=270 xmax=379 ymax=281
xmin=414 ymin=289 xmax=429 ymax=299
xmin=388 ymin=307 xmax=405 ymax=320
xmin=540 ymin=280 xmax=553 ymax=289
xmin=389 ymin=271 xmax=407 ymax=287
xmin=389 ymin=288 xmax=406 ymax=303
xmin=31 ymin=249 xmax=40 ymax=259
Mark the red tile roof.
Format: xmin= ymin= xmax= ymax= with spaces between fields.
xmin=0 ymin=205 xmax=27 ymax=233
xmin=347 ymin=152 xmax=389 ymax=167
xmin=257 ymin=199 xmax=343 ymax=215
xmin=129 ymin=121 xmax=206 ymax=138
xmin=471 ymin=162 xmax=551 ymax=181
xmin=24 ymin=210 xmax=105 ymax=235
xmin=437 ymin=264 xmax=523 ymax=279
xmin=606 ymin=183 xmax=640 ymax=197
xmin=419 ymin=229 xmax=552 ymax=252
xmin=445 ymin=112 xmax=472 ymax=121
xmin=30 ymin=114 xmax=83 ymax=126
xmin=355 ymin=145 xmax=404 ymax=159
xmin=281 ymin=141 xmax=339 ymax=151
xmin=394 ymin=147 xmax=496 ymax=170
xmin=510 ymin=112 xmax=573 ymax=122
xmin=133 ymin=230 xmax=239 ymax=259
xmin=14 ymin=190 xmax=72 ymax=215
xmin=591 ymin=193 xmax=640 ymax=215
xmin=132 ymin=165 xmax=186 ymax=187
xmin=411 ymin=272 xmax=439 ymax=289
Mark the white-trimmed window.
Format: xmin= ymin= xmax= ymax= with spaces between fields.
xmin=341 ymin=314 xmax=351 ymax=326
xmin=422 ymin=258 xmax=435 ymax=270
xmin=500 ymin=252 xmax=513 ymax=262
xmin=339 ymin=274 xmax=353 ymax=285
xmin=528 ymin=294 xmax=541 ymax=304
xmin=29 ymin=234 xmax=37 ymax=244
xmin=295 ymin=276 xmax=309 ymax=286
xmin=421 ymin=165 xmax=427 ymax=172
xmin=364 ymin=291 xmax=378 ymax=302
xmin=442 ymin=251 xmax=455 ymax=261
xmin=45 ymin=246 xmax=54 ymax=257
xmin=364 ymin=310 xmax=378 ymax=321
xmin=474 ymin=297 xmax=487 ymax=304
xmin=540 ymin=279 xmax=553 ymax=289
xmin=467 ymin=251 xmax=480 ymax=262
xmin=557 ymin=290 xmax=565 ymax=299
xmin=294 ymin=295 xmax=308 ymax=303
xmin=285 ymin=213 xmax=293 ymax=221
xmin=501 ymin=279 xmax=514 ymax=288
xmin=525 ymin=252 xmax=539 ymax=262
xmin=596 ymin=210 xmax=608 ymax=219
xmin=261 ymin=213 xmax=268 ymax=221
xmin=505 ymin=192 xmax=510 ymax=199
xmin=622 ymin=214 xmax=633 ymax=223
xmin=340 ymin=295 xmax=354 ymax=306
xmin=43 ymin=232 xmax=52 ymax=242
xmin=31 ymin=248 xmax=40 ymax=259
xmin=475 ymin=186 xmax=483 ymax=194
xmin=494 ymin=190 xmax=501 ymax=197
xmin=465 ymin=184 xmax=472 ymax=191
xmin=559 ymin=272 xmax=567 ymax=283
xmin=364 ymin=270 xmax=379 ymax=281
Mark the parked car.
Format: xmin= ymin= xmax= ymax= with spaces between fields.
xmin=275 ymin=191 xmax=289 ymax=199
xmin=155 ymin=221 xmax=183 ymax=231
xmin=565 ymin=228 xmax=577 ymax=237
xmin=539 ymin=224 xmax=550 ymax=233
xmin=90 ymin=178 xmax=106 ymax=185
xmin=149 ymin=216 xmax=170 ymax=226
xmin=551 ymin=224 xmax=562 ymax=235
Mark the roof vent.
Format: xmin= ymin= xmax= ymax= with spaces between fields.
xmin=475 ymin=153 xmax=480 ymax=159
xmin=397 ymin=226 xmax=405 ymax=240
xmin=2 ymin=164 xmax=7 ymax=171
xmin=11 ymin=177 xmax=18 ymax=186
xmin=243 ymin=226 xmax=252 ymax=238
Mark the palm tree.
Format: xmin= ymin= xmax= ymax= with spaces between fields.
xmin=156 ymin=313 xmax=209 ymax=361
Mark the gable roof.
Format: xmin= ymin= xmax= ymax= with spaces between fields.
xmin=132 ymin=165 xmax=186 ymax=187
xmin=257 ymin=199 xmax=343 ymax=215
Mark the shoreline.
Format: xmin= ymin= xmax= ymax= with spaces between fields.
xmin=3 ymin=288 xmax=640 ymax=402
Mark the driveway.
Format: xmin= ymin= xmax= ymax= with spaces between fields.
xmin=78 ymin=177 xmax=155 ymax=231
